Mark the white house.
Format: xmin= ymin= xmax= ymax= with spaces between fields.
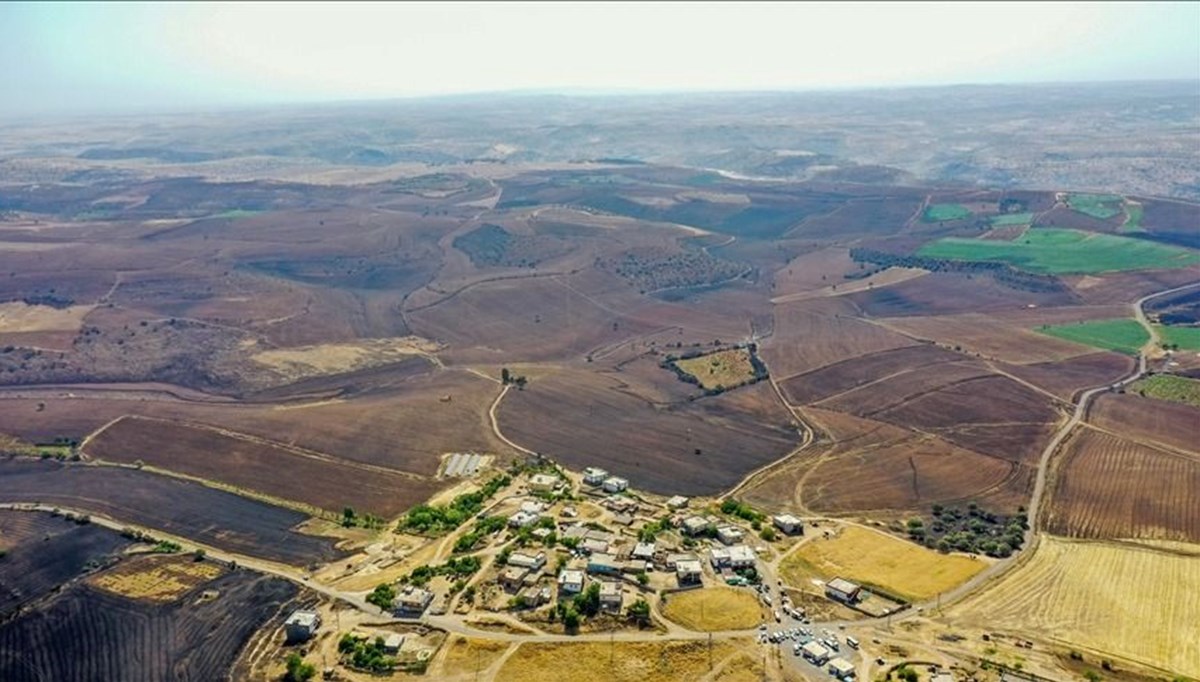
xmin=284 ymin=610 xmax=321 ymax=643
xmin=602 ymin=476 xmax=629 ymax=493
xmin=631 ymin=541 xmax=656 ymax=562
xmin=520 ymin=500 xmax=547 ymax=515
xmin=728 ymin=545 xmax=756 ymax=568
xmin=396 ymin=586 xmax=434 ymax=615
xmin=508 ymin=550 xmax=547 ymax=571
xmin=583 ymin=467 xmax=609 ymax=486
xmin=666 ymin=495 xmax=689 ymax=509
xmin=680 ymin=515 xmax=711 ymax=536
xmin=675 ymin=559 xmax=703 ymax=585
xmin=828 ymin=658 xmax=856 ymax=679
xmin=802 ymin=641 xmax=831 ymax=665
xmin=529 ymin=473 xmax=560 ymax=492
xmin=716 ymin=526 xmax=745 ymax=545
xmin=772 ymin=514 xmax=804 ymax=535
xmin=508 ymin=510 xmax=540 ymax=528
xmin=599 ymin=581 xmax=623 ymax=611
xmin=825 ymin=577 xmax=862 ymax=604
xmin=558 ymin=569 xmax=585 ymax=594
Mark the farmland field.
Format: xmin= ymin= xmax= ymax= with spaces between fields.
xmin=1129 ymin=374 xmax=1200 ymax=407
xmin=989 ymin=212 xmax=1034 ymax=226
xmin=0 ymin=568 xmax=301 ymax=682
xmin=660 ymin=587 xmax=764 ymax=631
xmin=949 ymin=536 xmax=1200 ymax=677
xmin=1048 ymin=428 xmax=1200 ymax=544
xmin=0 ymin=459 xmax=346 ymax=566
xmin=1157 ymin=324 xmax=1200 ymax=350
xmin=672 ymin=347 xmax=759 ymax=391
xmin=1037 ymin=318 xmax=1149 ymax=354
xmin=1065 ymin=192 xmax=1123 ymax=220
xmin=779 ymin=524 xmax=985 ymax=602
xmin=496 ymin=639 xmax=748 ymax=682
xmin=90 ymin=555 xmax=226 ymax=602
xmin=85 ymin=416 xmax=438 ymax=517
xmin=1121 ymin=201 xmax=1144 ymax=232
xmin=917 ymin=228 xmax=1199 ymax=274
xmin=923 ymin=203 xmax=972 ymax=222
xmin=1088 ymin=393 xmax=1200 ymax=456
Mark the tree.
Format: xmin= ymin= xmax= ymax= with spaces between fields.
xmin=897 ymin=666 xmax=919 ymax=682
xmin=501 ymin=367 xmax=511 ymax=384
xmin=759 ymin=527 xmax=777 ymax=542
xmin=284 ymin=653 xmax=316 ymax=682
xmin=367 ymin=583 xmax=397 ymax=610
xmin=627 ymin=598 xmax=651 ymax=626
xmin=636 ymin=571 xmax=649 ymax=586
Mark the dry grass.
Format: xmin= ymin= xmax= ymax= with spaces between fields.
xmin=90 ymin=556 xmax=224 ymax=603
xmin=674 ymin=348 xmax=757 ymax=391
xmin=781 ymin=525 xmax=984 ymax=602
xmin=661 ymin=586 xmax=764 ymax=631
xmin=434 ymin=636 xmax=512 ymax=677
xmin=497 ymin=639 xmax=746 ymax=682
xmin=770 ymin=267 xmax=928 ymax=304
xmin=0 ymin=302 xmax=94 ymax=332
xmin=950 ymin=536 xmax=1200 ymax=677
xmin=250 ymin=335 xmax=440 ymax=380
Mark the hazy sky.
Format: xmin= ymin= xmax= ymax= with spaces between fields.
xmin=2 ymin=1 xmax=1197 ymax=115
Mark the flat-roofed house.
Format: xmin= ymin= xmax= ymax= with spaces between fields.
xmin=825 ymin=577 xmax=862 ymax=604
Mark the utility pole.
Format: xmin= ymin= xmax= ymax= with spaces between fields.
xmin=708 ymin=632 xmax=713 ymax=671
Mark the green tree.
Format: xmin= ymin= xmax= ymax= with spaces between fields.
xmin=367 ymin=583 xmax=397 ymax=610
xmin=627 ymin=598 xmax=651 ymax=626
xmin=759 ymin=527 xmax=777 ymax=542
xmin=284 ymin=653 xmax=316 ymax=682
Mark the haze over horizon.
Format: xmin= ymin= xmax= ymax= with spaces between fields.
xmin=2 ymin=1 xmax=1198 ymax=117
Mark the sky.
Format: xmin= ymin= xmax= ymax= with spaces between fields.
xmin=1 ymin=1 xmax=1197 ymax=116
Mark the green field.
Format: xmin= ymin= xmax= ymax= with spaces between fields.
xmin=917 ymin=228 xmax=1200 ymax=274
xmin=1037 ymin=318 xmax=1149 ymax=355
xmin=923 ymin=203 xmax=972 ymax=222
xmin=1130 ymin=374 xmax=1200 ymax=407
xmin=1157 ymin=324 xmax=1200 ymax=350
xmin=1065 ymin=193 xmax=1122 ymax=220
xmin=990 ymin=212 xmax=1034 ymax=226
xmin=212 ymin=209 xmax=263 ymax=219
xmin=1120 ymin=202 xmax=1144 ymax=233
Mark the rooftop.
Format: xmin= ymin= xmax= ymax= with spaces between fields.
xmin=826 ymin=577 xmax=860 ymax=594
xmin=285 ymin=610 xmax=319 ymax=628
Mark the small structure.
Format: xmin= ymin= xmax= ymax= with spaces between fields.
xmin=801 ymin=641 xmax=832 ymax=665
xmin=680 ymin=515 xmax=711 ymax=536
xmin=828 ymin=657 xmax=856 ymax=679
xmin=599 ymin=581 xmax=623 ymax=611
xmin=586 ymin=552 xmax=619 ymax=575
xmin=519 ymin=500 xmax=547 ymax=515
xmin=825 ymin=577 xmax=862 ymax=604
xmin=284 ymin=610 xmax=321 ymax=643
xmin=632 ymin=542 xmax=656 ymax=562
xmin=532 ymin=527 xmax=553 ymax=541
xmin=582 ymin=467 xmax=609 ymax=486
xmin=383 ymin=633 xmax=405 ymax=654
xmin=508 ymin=550 xmax=547 ymax=571
xmin=396 ymin=585 xmax=434 ymax=615
xmin=605 ymin=496 xmax=638 ymax=513
xmin=562 ymin=524 xmax=589 ymax=541
xmin=665 ymin=552 xmax=699 ymax=569
xmin=716 ymin=525 xmax=745 ymax=545
xmin=501 ymin=566 xmax=532 ymax=591
xmin=930 ymin=672 xmax=954 ymax=682
xmin=709 ymin=547 xmax=731 ymax=568
xmin=728 ymin=545 xmax=756 ymax=568
xmin=675 ymin=559 xmax=703 ymax=585
xmin=508 ymin=510 xmax=540 ymax=528
xmin=558 ymin=569 xmax=585 ymax=594
xmin=666 ymin=495 xmax=689 ymax=510
xmin=529 ymin=473 xmax=560 ymax=492
xmin=602 ymin=476 xmax=629 ymax=493
xmin=520 ymin=584 xmax=553 ymax=607
xmin=581 ymin=537 xmax=611 ymax=556
xmin=772 ymin=514 xmax=804 ymax=535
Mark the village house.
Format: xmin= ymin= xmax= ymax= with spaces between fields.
xmin=586 ymin=552 xmax=619 ymax=575
xmin=520 ymin=500 xmax=547 ymax=515
xmin=711 ymin=544 xmax=756 ymax=569
xmin=716 ymin=525 xmax=745 ymax=545
xmin=395 ymin=585 xmax=434 ymax=615
xmin=680 ymin=515 xmax=712 ymax=536
xmin=501 ymin=566 xmax=532 ymax=591
xmin=558 ymin=569 xmax=585 ymax=594
xmin=382 ymin=633 xmax=405 ymax=654
xmin=529 ymin=473 xmax=560 ymax=492
xmin=666 ymin=495 xmax=689 ymax=510
xmin=631 ymin=541 xmax=656 ymax=562
xmin=284 ymin=610 xmax=321 ymax=643
xmin=508 ymin=550 xmax=547 ymax=571
xmin=665 ymin=552 xmax=699 ymax=569
xmin=508 ymin=510 xmax=540 ymax=528
xmin=582 ymin=537 xmax=611 ymax=555
xmin=520 ymin=585 xmax=553 ymax=607
xmin=772 ymin=514 xmax=805 ymax=535
xmin=675 ymin=558 xmax=703 ymax=585
xmin=602 ymin=476 xmax=629 ymax=493
xmin=828 ymin=658 xmax=856 ymax=679
xmin=599 ymin=581 xmax=623 ymax=611
xmin=582 ymin=467 xmax=609 ymax=486
xmin=802 ymin=641 xmax=832 ymax=665
xmin=825 ymin=577 xmax=862 ymax=604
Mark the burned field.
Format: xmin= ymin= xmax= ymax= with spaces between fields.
xmin=496 ymin=369 xmax=799 ymax=495
xmin=1047 ymin=428 xmax=1200 ymax=545
xmin=84 ymin=416 xmax=438 ymax=517
xmin=0 ymin=460 xmax=345 ymax=566
xmin=0 ymin=563 xmax=300 ymax=682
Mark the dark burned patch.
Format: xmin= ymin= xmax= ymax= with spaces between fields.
xmin=598 ymin=246 xmax=751 ymax=294
xmin=451 ymin=223 xmax=572 ymax=268
xmin=244 ymin=255 xmax=436 ymax=291
xmin=0 ymin=566 xmax=300 ymax=682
